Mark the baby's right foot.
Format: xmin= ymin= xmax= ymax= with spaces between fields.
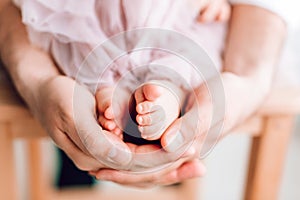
xmin=96 ymin=86 xmax=130 ymax=139
xmin=134 ymin=81 xmax=184 ymax=141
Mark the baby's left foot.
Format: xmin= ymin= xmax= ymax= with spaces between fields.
xmin=135 ymin=81 xmax=184 ymax=140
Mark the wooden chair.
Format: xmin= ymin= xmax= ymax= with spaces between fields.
xmin=1 ymin=63 xmax=300 ymax=200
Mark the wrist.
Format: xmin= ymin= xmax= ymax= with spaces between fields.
xmin=220 ymin=71 xmax=272 ymax=134
xmin=0 ymin=2 xmax=60 ymax=108
xmin=10 ymin=47 xmax=60 ymax=110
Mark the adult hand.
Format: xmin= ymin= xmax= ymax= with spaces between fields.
xmin=89 ymin=84 xmax=208 ymax=186
xmin=33 ymin=75 xmax=133 ymax=171
xmin=91 ymin=153 xmax=206 ymax=188
xmin=1 ymin=1 xmax=202 ymax=179
xmin=161 ymin=4 xmax=287 ymax=155
xmin=90 ymin=4 xmax=287 ymax=186
xmin=0 ymin=2 xmax=135 ymax=172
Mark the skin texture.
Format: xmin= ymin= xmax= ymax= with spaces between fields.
xmin=0 ymin=0 xmax=286 ymax=187
xmin=0 ymin=2 xmax=132 ymax=171
xmin=92 ymin=5 xmax=286 ymax=185
xmin=0 ymin=1 xmax=206 ymax=180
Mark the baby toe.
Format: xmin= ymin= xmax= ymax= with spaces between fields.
xmin=106 ymin=121 xmax=116 ymax=130
xmin=112 ymin=127 xmax=123 ymax=139
xmin=142 ymin=83 xmax=163 ymax=101
xmin=136 ymin=114 xmax=152 ymax=126
xmin=136 ymin=109 xmax=165 ymax=126
xmin=99 ymin=115 xmax=116 ymax=130
xmin=134 ymin=86 xmax=145 ymax=104
xmin=136 ymin=101 xmax=154 ymax=114
xmin=104 ymin=106 xmax=116 ymax=120
xmin=138 ymin=121 xmax=165 ymax=141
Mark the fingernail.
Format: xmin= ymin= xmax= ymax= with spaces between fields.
xmin=107 ymin=147 xmax=131 ymax=166
xmin=165 ymin=131 xmax=184 ymax=152
xmin=88 ymin=171 xmax=95 ymax=176
xmin=107 ymin=122 xmax=114 ymax=130
xmin=108 ymin=147 xmax=117 ymax=159
xmin=98 ymin=173 xmax=110 ymax=181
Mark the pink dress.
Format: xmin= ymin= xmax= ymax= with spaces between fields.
xmin=14 ymin=0 xmax=226 ymax=93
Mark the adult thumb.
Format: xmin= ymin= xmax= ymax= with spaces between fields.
xmin=73 ymin=83 xmax=132 ymax=169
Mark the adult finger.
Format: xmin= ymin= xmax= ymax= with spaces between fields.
xmin=52 ymin=128 xmax=104 ymax=171
xmin=157 ymin=159 xmax=206 ymax=186
xmin=126 ymin=142 xmax=196 ymax=171
xmin=92 ymin=157 xmax=186 ymax=185
xmin=161 ymin=82 xmax=217 ymax=153
xmin=160 ymin=108 xmax=201 ymax=153
xmin=72 ymin=83 xmax=133 ymax=169
xmin=93 ymin=158 xmax=205 ymax=187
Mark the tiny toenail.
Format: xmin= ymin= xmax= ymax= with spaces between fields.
xmin=138 ymin=104 xmax=143 ymax=112
xmin=107 ymin=123 xmax=114 ymax=130
xmin=138 ymin=116 xmax=143 ymax=124
xmin=136 ymin=116 xmax=143 ymax=124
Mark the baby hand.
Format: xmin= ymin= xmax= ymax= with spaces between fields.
xmin=197 ymin=0 xmax=231 ymax=22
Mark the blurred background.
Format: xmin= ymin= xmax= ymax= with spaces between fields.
xmin=5 ymin=2 xmax=300 ymax=200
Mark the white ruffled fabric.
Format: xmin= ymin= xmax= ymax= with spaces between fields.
xmin=14 ymin=0 xmax=226 ymax=92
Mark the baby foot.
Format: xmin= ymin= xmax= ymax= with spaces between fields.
xmin=96 ymin=86 xmax=130 ymax=139
xmin=135 ymin=81 xmax=184 ymax=141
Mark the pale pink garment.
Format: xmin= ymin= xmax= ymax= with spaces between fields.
xmin=14 ymin=0 xmax=226 ymax=92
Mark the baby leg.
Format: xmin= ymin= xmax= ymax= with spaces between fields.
xmin=135 ymin=80 xmax=185 ymax=140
